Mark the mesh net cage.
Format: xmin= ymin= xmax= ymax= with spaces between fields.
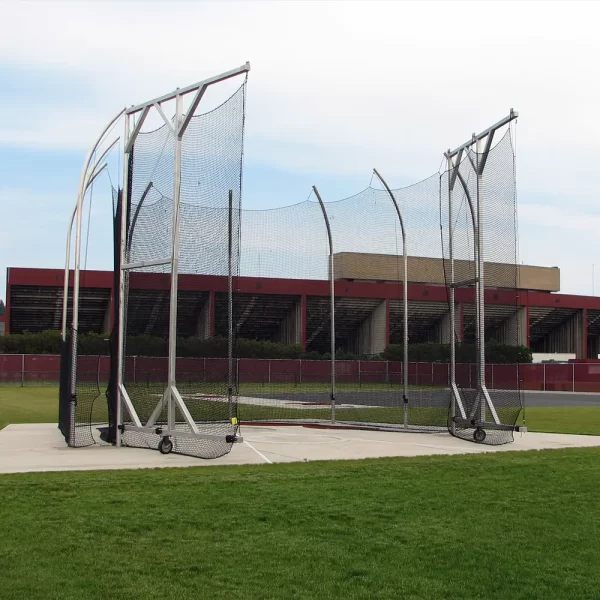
xmin=119 ymin=78 xmax=247 ymax=459
xmin=235 ymin=129 xmax=521 ymax=444
xmin=235 ymin=179 xmax=451 ymax=433
xmin=235 ymin=200 xmax=334 ymax=424
xmin=441 ymin=128 xmax=523 ymax=445
xmin=59 ymin=333 xmax=109 ymax=448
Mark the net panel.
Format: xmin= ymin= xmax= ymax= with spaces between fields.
xmin=236 ymin=200 xmax=333 ymax=424
xmin=442 ymin=129 xmax=522 ymax=445
xmin=120 ymin=80 xmax=247 ymax=458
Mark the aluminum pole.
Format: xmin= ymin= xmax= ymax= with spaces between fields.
xmin=228 ymin=190 xmax=234 ymax=413
xmin=61 ymin=164 xmax=110 ymax=341
xmin=313 ymin=185 xmax=336 ymax=422
xmin=447 ymin=157 xmax=456 ymax=432
xmin=62 ymin=208 xmax=76 ymax=341
xmin=116 ymin=114 xmax=131 ymax=448
xmin=372 ymin=169 xmax=408 ymax=427
xmin=476 ymin=137 xmax=486 ymax=423
xmin=70 ymin=109 xmax=125 ymax=343
xmin=167 ymin=92 xmax=184 ymax=432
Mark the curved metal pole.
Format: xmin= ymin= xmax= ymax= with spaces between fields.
xmin=312 ymin=185 xmax=335 ymax=423
xmin=66 ymin=108 xmax=125 ymax=444
xmin=86 ymin=138 xmax=120 ymax=188
xmin=72 ymin=108 xmax=125 ymax=339
xmin=61 ymin=162 xmax=109 ymax=340
xmin=372 ymin=169 xmax=408 ymax=428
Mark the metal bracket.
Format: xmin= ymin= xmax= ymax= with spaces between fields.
xmin=124 ymin=105 xmax=151 ymax=154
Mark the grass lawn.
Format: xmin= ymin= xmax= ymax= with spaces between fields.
xmin=3 ymin=385 xmax=600 ymax=436
xmin=1 ymin=450 xmax=600 ymax=599
xmin=0 ymin=386 xmax=59 ymax=430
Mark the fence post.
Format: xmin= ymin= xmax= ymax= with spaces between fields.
xmin=299 ymin=359 xmax=302 ymax=385
xmin=358 ymin=360 xmax=361 ymax=387
xmin=21 ymin=354 xmax=25 ymax=387
xmin=133 ymin=356 xmax=137 ymax=384
xmin=491 ymin=364 xmax=494 ymax=390
xmin=431 ymin=362 xmax=434 ymax=387
xmin=543 ymin=363 xmax=546 ymax=391
xmin=572 ymin=363 xmax=575 ymax=393
xmin=268 ymin=359 xmax=271 ymax=385
xmin=386 ymin=360 xmax=389 ymax=385
xmin=447 ymin=362 xmax=450 ymax=387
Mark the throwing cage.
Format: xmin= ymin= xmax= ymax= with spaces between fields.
xmin=60 ymin=64 xmax=523 ymax=456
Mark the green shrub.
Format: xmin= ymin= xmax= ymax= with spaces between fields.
xmin=0 ymin=330 xmax=532 ymax=363
xmin=381 ymin=342 xmax=532 ymax=364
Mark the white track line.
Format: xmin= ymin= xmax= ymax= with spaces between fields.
xmin=244 ymin=440 xmax=273 ymax=464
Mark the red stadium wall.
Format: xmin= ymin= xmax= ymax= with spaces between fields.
xmin=3 ymin=354 xmax=600 ymax=392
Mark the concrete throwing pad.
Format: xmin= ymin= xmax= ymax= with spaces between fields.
xmin=2 ymin=423 xmax=600 ymax=474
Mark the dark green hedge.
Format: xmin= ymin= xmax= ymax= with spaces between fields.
xmin=0 ymin=330 xmax=532 ymax=363
xmin=381 ymin=342 xmax=532 ymax=364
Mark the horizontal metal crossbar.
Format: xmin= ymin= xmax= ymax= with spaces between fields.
xmin=452 ymin=418 xmax=523 ymax=432
xmin=122 ymin=258 xmax=171 ymax=270
xmin=123 ymin=425 xmax=243 ymax=443
xmin=445 ymin=109 xmax=518 ymax=158
xmin=126 ymin=62 xmax=250 ymax=115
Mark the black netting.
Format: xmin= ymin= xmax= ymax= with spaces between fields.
xmin=120 ymin=79 xmax=247 ymax=459
xmin=59 ymin=330 xmax=108 ymax=447
xmin=58 ymin=333 xmax=72 ymax=442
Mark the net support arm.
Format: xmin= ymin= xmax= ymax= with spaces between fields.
xmin=446 ymin=109 xmax=518 ymax=159
xmin=372 ymin=168 xmax=409 ymax=425
xmin=125 ymin=62 xmax=250 ymax=115
xmin=313 ymin=185 xmax=336 ymax=423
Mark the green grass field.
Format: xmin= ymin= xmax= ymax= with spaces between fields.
xmin=1 ymin=449 xmax=600 ymax=599
xmin=2 ymin=385 xmax=600 ymax=435
xmin=2 ymin=386 xmax=600 ymax=598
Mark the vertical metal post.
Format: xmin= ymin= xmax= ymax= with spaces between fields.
xmin=21 ymin=354 xmax=25 ymax=387
xmin=116 ymin=114 xmax=131 ymax=448
xmin=372 ymin=169 xmax=408 ymax=426
xmin=313 ymin=185 xmax=335 ymax=422
xmin=168 ymin=92 xmax=184 ymax=432
xmin=447 ymin=158 xmax=456 ymax=391
xmin=228 ymin=190 xmax=234 ymax=409
xmin=476 ymin=137 xmax=486 ymax=423
xmin=61 ymin=212 xmax=75 ymax=341
xmin=543 ymin=363 xmax=546 ymax=391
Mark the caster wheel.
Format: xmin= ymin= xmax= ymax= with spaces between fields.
xmin=158 ymin=437 xmax=173 ymax=454
xmin=473 ymin=427 xmax=486 ymax=443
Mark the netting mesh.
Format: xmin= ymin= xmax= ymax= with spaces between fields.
xmin=63 ymin=94 xmax=520 ymax=450
xmin=58 ymin=338 xmax=109 ymax=448
xmin=234 ymin=129 xmax=521 ymax=443
xmin=441 ymin=129 xmax=522 ymax=444
xmin=120 ymin=80 xmax=247 ymax=458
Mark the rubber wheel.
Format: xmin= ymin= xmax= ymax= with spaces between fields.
xmin=158 ymin=437 xmax=173 ymax=455
xmin=473 ymin=427 xmax=486 ymax=443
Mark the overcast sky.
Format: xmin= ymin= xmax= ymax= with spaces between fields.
xmin=1 ymin=0 xmax=600 ymax=301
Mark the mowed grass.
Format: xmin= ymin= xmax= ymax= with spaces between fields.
xmin=0 ymin=386 xmax=59 ymax=430
xmin=3 ymin=385 xmax=600 ymax=436
xmin=1 ymin=450 xmax=600 ymax=599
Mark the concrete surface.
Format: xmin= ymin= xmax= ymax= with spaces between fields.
xmin=1 ymin=422 xmax=600 ymax=474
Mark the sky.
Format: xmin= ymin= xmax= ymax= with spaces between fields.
xmin=1 ymin=0 xmax=600 ymax=301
